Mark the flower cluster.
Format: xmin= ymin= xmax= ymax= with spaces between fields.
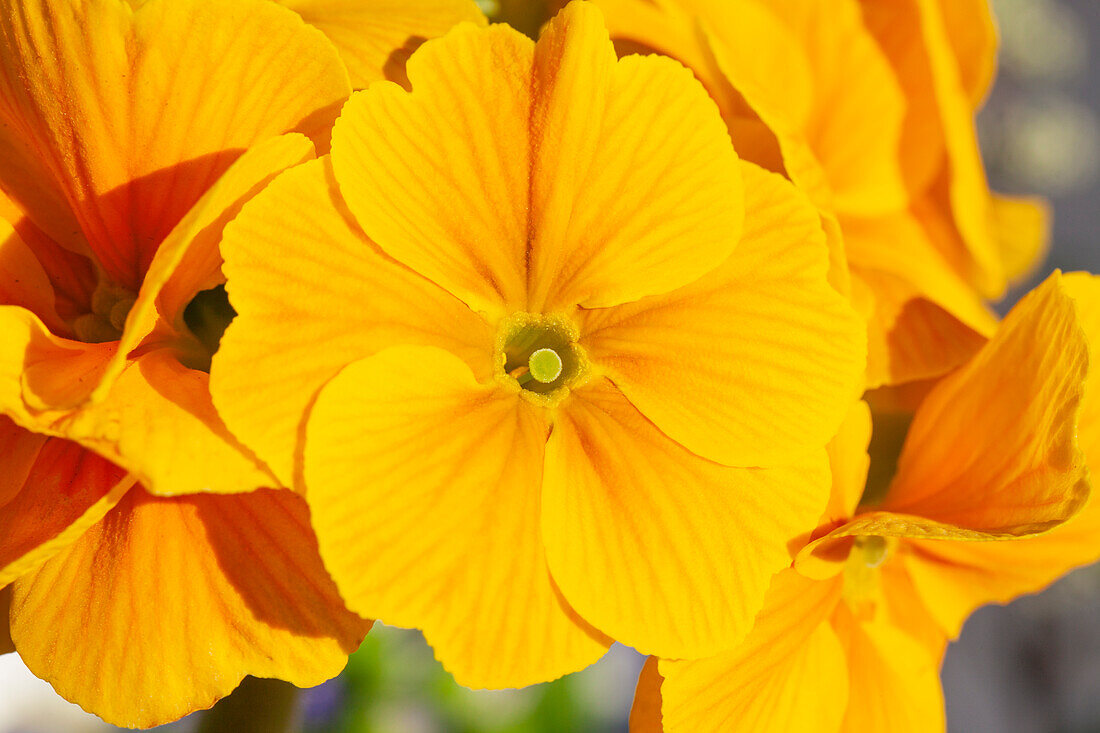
xmin=0 ymin=0 xmax=1093 ymax=730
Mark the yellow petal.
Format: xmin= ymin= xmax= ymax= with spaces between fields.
xmin=0 ymin=214 xmax=66 ymax=333
xmin=0 ymin=432 xmax=133 ymax=586
xmin=304 ymin=346 xmax=609 ymax=688
xmin=843 ymin=208 xmax=997 ymax=387
xmin=834 ymin=607 xmax=946 ymax=733
xmin=61 ymin=350 xmax=275 ymax=496
xmin=991 ymin=194 xmax=1051 ymax=285
xmin=658 ymin=570 xmax=847 ymax=733
xmin=10 ymin=487 xmax=369 ymax=729
xmin=878 ymin=272 xmax=1088 ymax=532
xmin=893 ymin=272 xmax=1100 ymax=637
xmin=578 ymin=162 xmax=865 ymax=467
xmin=332 ymin=3 xmax=743 ymax=315
xmin=212 ymin=156 xmax=493 ymax=490
xmin=543 ymin=378 xmax=830 ymax=658
xmin=0 ymin=0 xmax=350 ymax=291
xmin=824 ymin=400 xmax=873 ymax=527
xmin=933 ymin=0 xmax=998 ymax=108
xmin=628 ymin=657 xmax=664 ymax=733
xmin=275 ymin=0 xmax=486 ymax=88
xmin=691 ymin=0 xmax=909 ymax=217
xmin=0 ymin=584 xmax=11 ymax=656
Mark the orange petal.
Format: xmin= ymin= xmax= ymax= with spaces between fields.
xmin=332 ymin=3 xmax=743 ymax=316
xmin=304 ymin=346 xmax=609 ymax=688
xmin=543 ymin=378 xmax=830 ymax=658
xmin=0 ymin=433 xmax=132 ymax=586
xmin=892 ymin=272 xmax=1100 ymax=637
xmin=878 ymin=272 xmax=1088 ymax=532
xmin=0 ymin=213 xmax=66 ymax=333
xmin=578 ymin=162 xmax=864 ymax=467
xmin=628 ymin=657 xmax=664 ymax=733
xmin=843 ymin=208 xmax=997 ymax=387
xmin=658 ymin=570 xmax=847 ymax=732
xmin=275 ymin=0 xmax=487 ymax=88
xmin=0 ymin=0 xmax=350 ymax=291
xmin=61 ymin=350 xmax=274 ymax=496
xmin=833 ymin=606 xmax=946 ymax=733
xmin=932 ymin=0 xmax=997 ymax=108
xmin=212 ymin=156 xmax=493 ymax=490
xmin=10 ymin=486 xmax=369 ymax=729
xmin=0 ymin=584 xmax=11 ymax=656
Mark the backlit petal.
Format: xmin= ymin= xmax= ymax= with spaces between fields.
xmin=11 ymin=487 xmax=369 ymax=729
xmin=305 ymin=346 xmax=609 ymax=688
xmin=275 ymin=0 xmax=486 ymax=88
xmin=0 ymin=0 xmax=350 ymax=290
xmin=991 ymin=194 xmax=1050 ymax=285
xmin=578 ymin=162 xmax=864 ymax=467
xmin=543 ymin=379 xmax=830 ymax=658
xmin=0 ymin=432 xmax=132 ymax=586
xmin=212 ymin=157 xmax=493 ymax=490
xmin=879 ymin=273 xmax=1088 ymax=532
xmin=658 ymin=570 xmax=847 ymax=733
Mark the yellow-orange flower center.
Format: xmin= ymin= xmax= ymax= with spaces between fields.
xmin=71 ymin=279 xmax=137 ymax=344
xmin=497 ymin=312 xmax=588 ymax=406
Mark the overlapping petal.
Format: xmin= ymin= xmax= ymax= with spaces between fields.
xmin=10 ymin=487 xmax=369 ymax=729
xmin=0 ymin=585 xmax=11 ymax=656
xmin=0 ymin=428 xmax=132 ymax=586
xmin=274 ymin=0 xmax=486 ymax=88
xmin=657 ymin=570 xmax=847 ymax=733
xmin=0 ymin=0 xmax=350 ymax=291
xmin=304 ymin=346 xmax=609 ymax=688
xmin=331 ymin=2 xmax=743 ymax=316
xmin=542 ymin=379 xmax=830 ymax=658
xmin=577 ymin=163 xmax=864 ymax=467
xmin=212 ymin=157 xmax=494 ymax=490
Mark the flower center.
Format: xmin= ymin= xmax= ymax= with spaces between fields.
xmin=496 ymin=312 xmax=588 ymax=406
xmin=71 ymin=279 xmax=137 ymax=344
xmin=181 ymin=284 xmax=237 ymax=372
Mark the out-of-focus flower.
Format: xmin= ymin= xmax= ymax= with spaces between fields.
xmin=212 ymin=1 xmax=865 ymax=689
xmin=629 ymin=272 xmax=1089 ymax=732
xmin=592 ymin=0 xmax=1049 ymax=387
xmin=0 ymin=0 xmax=498 ymax=722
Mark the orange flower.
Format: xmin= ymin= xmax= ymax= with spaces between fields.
xmin=0 ymin=0 xmax=472 ymax=724
xmin=212 ymin=2 xmax=866 ymax=688
xmin=629 ymin=273 xmax=1089 ymax=732
xmin=593 ymin=0 xmax=1048 ymax=387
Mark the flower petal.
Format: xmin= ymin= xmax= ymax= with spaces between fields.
xmin=275 ymin=0 xmax=486 ymax=88
xmin=877 ymin=272 xmax=1088 ymax=532
xmin=991 ymin=194 xmax=1050 ymax=285
xmin=10 ymin=486 xmax=369 ymax=729
xmin=931 ymin=0 xmax=997 ymax=109
xmin=543 ymin=378 xmax=830 ymax=658
xmin=891 ymin=272 xmax=1100 ymax=637
xmin=658 ymin=570 xmax=847 ymax=733
xmin=304 ymin=346 xmax=609 ymax=688
xmin=62 ymin=350 xmax=274 ymax=496
xmin=212 ymin=156 xmax=493 ymax=490
xmin=0 ymin=0 xmax=350 ymax=291
xmin=332 ymin=3 xmax=743 ymax=315
xmin=0 ymin=430 xmax=132 ymax=586
xmin=0 ymin=585 xmax=10 ymax=656
xmin=578 ymin=162 xmax=864 ymax=467
xmin=834 ymin=608 xmax=946 ymax=733
xmin=628 ymin=657 xmax=664 ymax=733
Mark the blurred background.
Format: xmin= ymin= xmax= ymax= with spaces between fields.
xmin=2 ymin=0 xmax=1099 ymax=730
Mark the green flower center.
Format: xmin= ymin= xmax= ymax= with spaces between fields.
xmin=496 ymin=312 xmax=588 ymax=406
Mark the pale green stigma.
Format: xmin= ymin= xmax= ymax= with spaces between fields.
xmin=856 ymin=535 xmax=889 ymax=569
xmin=527 ymin=348 xmax=563 ymax=384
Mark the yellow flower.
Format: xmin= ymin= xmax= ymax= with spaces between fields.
xmin=592 ymin=0 xmax=1048 ymax=388
xmin=0 ymin=0 xmax=474 ymax=723
xmin=212 ymin=2 xmax=865 ymax=687
xmin=628 ymin=272 xmax=1089 ymax=732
